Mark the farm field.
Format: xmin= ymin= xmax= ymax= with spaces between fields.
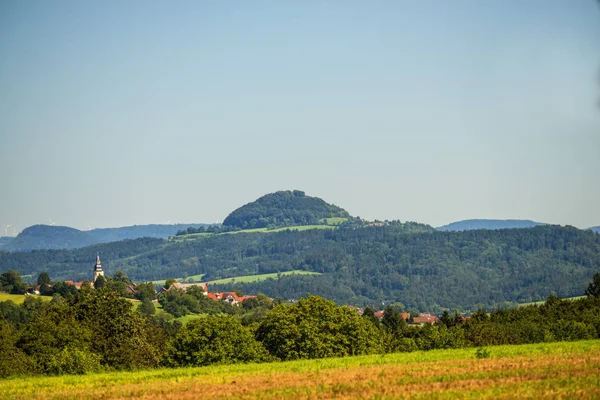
xmin=0 ymin=293 xmax=52 ymax=304
xmin=2 ymin=340 xmax=599 ymax=399
xmin=519 ymin=295 xmax=586 ymax=307
xmin=151 ymin=273 xmax=206 ymax=286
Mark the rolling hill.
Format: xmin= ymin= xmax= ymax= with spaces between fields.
xmin=590 ymin=226 xmax=600 ymax=234
xmin=222 ymin=190 xmax=351 ymax=229
xmin=2 ymin=192 xmax=599 ymax=312
xmin=3 ymin=223 xmax=210 ymax=252
xmin=1 ymin=222 xmax=598 ymax=313
xmin=437 ymin=219 xmax=546 ymax=231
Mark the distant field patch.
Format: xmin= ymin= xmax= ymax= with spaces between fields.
xmin=174 ymin=224 xmax=338 ymax=241
xmin=151 ymin=274 xmax=206 ymax=286
xmin=520 ymin=295 xmax=586 ymax=307
xmin=204 ymin=270 xmax=320 ymax=285
xmin=0 ymin=293 xmax=52 ymax=304
xmin=2 ymin=340 xmax=599 ymax=399
xmin=169 ymin=232 xmax=212 ymax=242
xmin=268 ymin=225 xmax=337 ymax=232
xmin=320 ymin=217 xmax=348 ymax=225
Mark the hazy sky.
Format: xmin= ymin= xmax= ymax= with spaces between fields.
xmin=1 ymin=0 xmax=599 ymax=233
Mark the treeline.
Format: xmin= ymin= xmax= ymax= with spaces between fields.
xmin=1 ymin=274 xmax=600 ymax=377
xmin=1 ymin=225 xmax=599 ymax=311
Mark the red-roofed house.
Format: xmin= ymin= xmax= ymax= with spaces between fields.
xmin=412 ymin=313 xmax=438 ymax=324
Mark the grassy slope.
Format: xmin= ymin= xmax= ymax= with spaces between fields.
xmin=519 ymin=295 xmax=586 ymax=307
xmin=169 ymin=224 xmax=337 ymax=243
xmin=151 ymin=271 xmax=320 ymax=287
xmin=2 ymin=340 xmax=599 ymax=399
xmin=204 ymin=270 xmax=320 ymax=285
xmin=0 ymin=293 xmax=52 ymax=304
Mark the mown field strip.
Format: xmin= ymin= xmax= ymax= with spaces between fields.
xmin=2 ymin=340 xmax=599 ymax=399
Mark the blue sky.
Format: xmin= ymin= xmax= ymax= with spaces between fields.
xmin=1 ymin=0 xmax=599 ymax=233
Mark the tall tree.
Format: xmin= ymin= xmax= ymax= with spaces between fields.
xmin=585 ymin=273 xmax=600 ymax=298
xmin=37 ymin=272 xmax=51 ymax=286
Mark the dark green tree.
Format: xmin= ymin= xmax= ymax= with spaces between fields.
xmin=164 ymin=278 xmax=176 ymax=289
xmin=362 ymin=307 xmax=380 ymax=327
xmin=585 ymin=273 xmax=600 ymax=298
xmin=70 ymin=288 xmax=163 ymax=370
xmin=0 ymin=270 xmax=27 ymax=294
xmin=52 ymin=281 xmax=78 ymax=298
xmin=139 ymin=298 xmax=155 ymax=315
xmin=113 ymin=270 xmax=129 ymax=282
xmin=37 ymin=272 xmax=51 ymax=286
xmin=165 ymin=315 xmax=271 ymax=366
xmin=256 ymin=295 xmax=384 ymax=360
xmin=381 ymin=305 xmax=406 ymax=335
xmin=136 ymin=282 xmax=157 ymax=301
xmin=0 ymin=320 xmax=35 ymax=377
xmin=93 ymin=275 xmax=106 ymax=289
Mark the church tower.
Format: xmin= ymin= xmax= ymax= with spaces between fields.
xmin=93 ymin=254 xmax=104 ymax=282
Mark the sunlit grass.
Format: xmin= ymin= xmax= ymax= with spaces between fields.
xmin=0 ymin=293 xmax=52 ymax=304
xmin=2 ymin=340 xmax=599 ymax=399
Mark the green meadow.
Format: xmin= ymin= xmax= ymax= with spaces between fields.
xmin=0 ymin=293 xmax=52 ymax=304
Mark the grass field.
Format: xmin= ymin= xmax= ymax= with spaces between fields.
xmin=0 ymin=293 xmax=52 ymax=304
xmin=203 ymin=270 xmax=320 ymax=285
xmin=1 ymin=340 xmax=599 ymax=399
xmin=520 ymin=295 xmax=586 ymax=307
xmin=171 ymin=223 xmax=339 ymax=243
xmin=151 ymin=274 xmax=206 ymax=286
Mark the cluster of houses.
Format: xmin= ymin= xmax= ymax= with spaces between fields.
xmin=158 ymin=281 xmax=258 ymax=305
xmin=349 ymin=306 xmax=441 ymax=325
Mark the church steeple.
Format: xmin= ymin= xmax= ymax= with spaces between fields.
xmin=93 ymin=254 xmax=104 ymax=282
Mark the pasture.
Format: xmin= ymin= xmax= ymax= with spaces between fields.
xmin=0 ymin=293 xmax=52 ymax=304
xmin=1 ymin=340 xmax=599 ymax=399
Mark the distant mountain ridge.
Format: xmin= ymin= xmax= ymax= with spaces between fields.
xmin=222 ymin=190 xmax=351 ymax=230
xmin=2 ymin=223 xmax=210 ymax=252
xmin=437 ymin=219 xmax=546 ymax=231
xmin=590 ymin=226 xmax=600 ymax=233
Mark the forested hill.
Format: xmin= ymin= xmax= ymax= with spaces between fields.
xmin=591 ymin=226 xmax=600 ymax=233
xmin=222 ymin=190 xmax=351 ymax=229
xmin=0 ymin=237 xmax=12 ymax=250
xmin=1 ymin=223 xmax=599 ymax=312
xmin=437 ymin=219 xmax=546 ymax=231
xmin=3 ymin=223 xmax=209 ymax=252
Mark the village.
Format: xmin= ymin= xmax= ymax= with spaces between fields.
xmin=22 ymin=255 xmax=443 ymax=325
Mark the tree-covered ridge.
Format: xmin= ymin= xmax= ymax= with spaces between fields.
xmin=1 ymin=224 xmax=598 ymax=312
xmin=437 ymin=219 xmax=546 ymax=231
xmin=222 ymin=190 xmax=351 ymax=229
xmin=3 ymin=223 xmax=209 ymax=252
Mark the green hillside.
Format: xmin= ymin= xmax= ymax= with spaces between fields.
xmin=222 ymin=190 xmax=351 ymax=229
xmin=1 ymin=222 xmax=598 ymax=312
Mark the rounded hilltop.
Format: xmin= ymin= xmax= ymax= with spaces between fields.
xmin=222 ymin=190 xmax=351 ymax=230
